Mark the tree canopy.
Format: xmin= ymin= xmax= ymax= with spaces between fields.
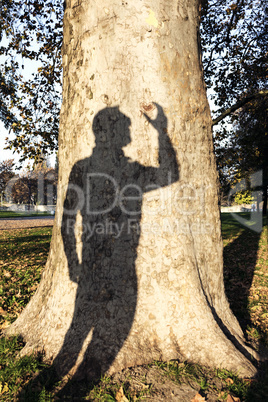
xmin=0 ymin=0 xmax=63 ymax=161
xmin=201 ymin=0 xmax=268 ymax=210
xmin=201 ymin=0 xmax=267 ymax=114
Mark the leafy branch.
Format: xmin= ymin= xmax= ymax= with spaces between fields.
xmin=212 ymin=89 xmax=268 ymax=126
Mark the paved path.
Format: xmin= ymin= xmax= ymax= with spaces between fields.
xmin=0 ymin=216 xmax=54 ymax=230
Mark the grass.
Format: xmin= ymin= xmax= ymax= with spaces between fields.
xmin=0 ymin=211 xmax=53 ymax=219
xmin=0 ymin=227 xmax=52 ymax=328
xmin=0 ymin=336 xmax=52 ymax=401
xmin=0 ymin=213 xmax=267 ymax=401
xmin=221 ymin=213 xmax=268 ymax=344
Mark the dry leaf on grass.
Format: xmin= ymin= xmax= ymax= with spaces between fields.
xmin=115 ymin=386 xmax=129 ymax=402
xmin=225 ymin=377 xmax=234 ymax=385
xmin=0 ymin=321 xmax=10 ymax=330
xmin=0 ymin=382 xmax=9 ymax=394
xmin=227 ymin=395 xmax=241 ymax=402
xmin=191 ymin=393 xmax=206 ymax=401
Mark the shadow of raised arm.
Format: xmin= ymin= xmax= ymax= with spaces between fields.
xmin=143 ymin=102 xmax=179 ymax=190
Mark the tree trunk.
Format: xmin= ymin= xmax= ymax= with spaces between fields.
xmin=6 ymin=0 xmax=258 ymax=379
xmin=263 ymin=185 xmax=267 ymax=216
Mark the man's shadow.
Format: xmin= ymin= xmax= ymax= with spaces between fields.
xmin=55 ymin=103 xmax=179 ymax=386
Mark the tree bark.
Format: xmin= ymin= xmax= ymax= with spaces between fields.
xmin=6 ymin=0 xmax=258 ymax=379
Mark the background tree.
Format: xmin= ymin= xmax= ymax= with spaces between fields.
xmin=11 ymin=173 xmax=33 ymax=205
xmin=201 ymin=0 xmax=267 ymax=112
xmin=234 ymin=190 xmax=253 ymax=206
xmin=215 ymin=96 xmax=268 ymax=213
xmin=0 ymin=0 xmax=63 ymax=162
xmin=11 ymin=164 xmax=57 ymax=206
xmin=0 ymin=158 xmax=14 ymax=202
xmin=236 ymin=97 xmax=268 ymax=214
xmin=201 ymin=0 xmax=268 ymax=213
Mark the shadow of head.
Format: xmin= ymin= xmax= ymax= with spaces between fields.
xmin=92 ymin=107 xmax=131 ymax=148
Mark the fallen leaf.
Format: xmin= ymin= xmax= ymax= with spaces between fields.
xmin=0 ymin=321 xmax=10 ymax=330
xmin=0 ymin=382 xmax=9 ymax=394
xmin=227 ymin=395 xmax=240 ymax=402
xmin=244 ymin=378 xmax=257 ymax=384
xmin=191 ymin=393 xmax=206 ymax=402
xmin=226 ymin=377 xmax=234 ymax=385
xmin=115 ymin=386 xmax=129 ymax=402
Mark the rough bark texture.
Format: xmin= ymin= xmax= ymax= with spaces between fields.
xmin=6 ymin=0 xmax=258 ymax=379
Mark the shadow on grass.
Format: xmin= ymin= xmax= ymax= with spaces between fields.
xmin=18 ymin=367 xmax=100 ymax=401
xmin=223 ymin=227 xmax=261 ymax=332
xmin=221 ymin=212 xmax=251 ymax=239
xmin=223 ymin=215 xmax=268 ymax=401
xmin=0 ymin=232 xmax=51 ymax=261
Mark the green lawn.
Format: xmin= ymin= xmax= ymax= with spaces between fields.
xmin=0 ymin=211 xmax=53 ymax=219
xmin=0 ymin=214 xmax=267 ymax=401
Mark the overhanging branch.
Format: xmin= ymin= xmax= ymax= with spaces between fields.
xmin=212 ymin=89 xmax=268 ymax=126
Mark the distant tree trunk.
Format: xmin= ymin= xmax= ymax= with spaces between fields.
xmin=6 ymin=0 xmax=258 ymax=378
xmin=263 ymin=185 xmax=267 ymax=216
